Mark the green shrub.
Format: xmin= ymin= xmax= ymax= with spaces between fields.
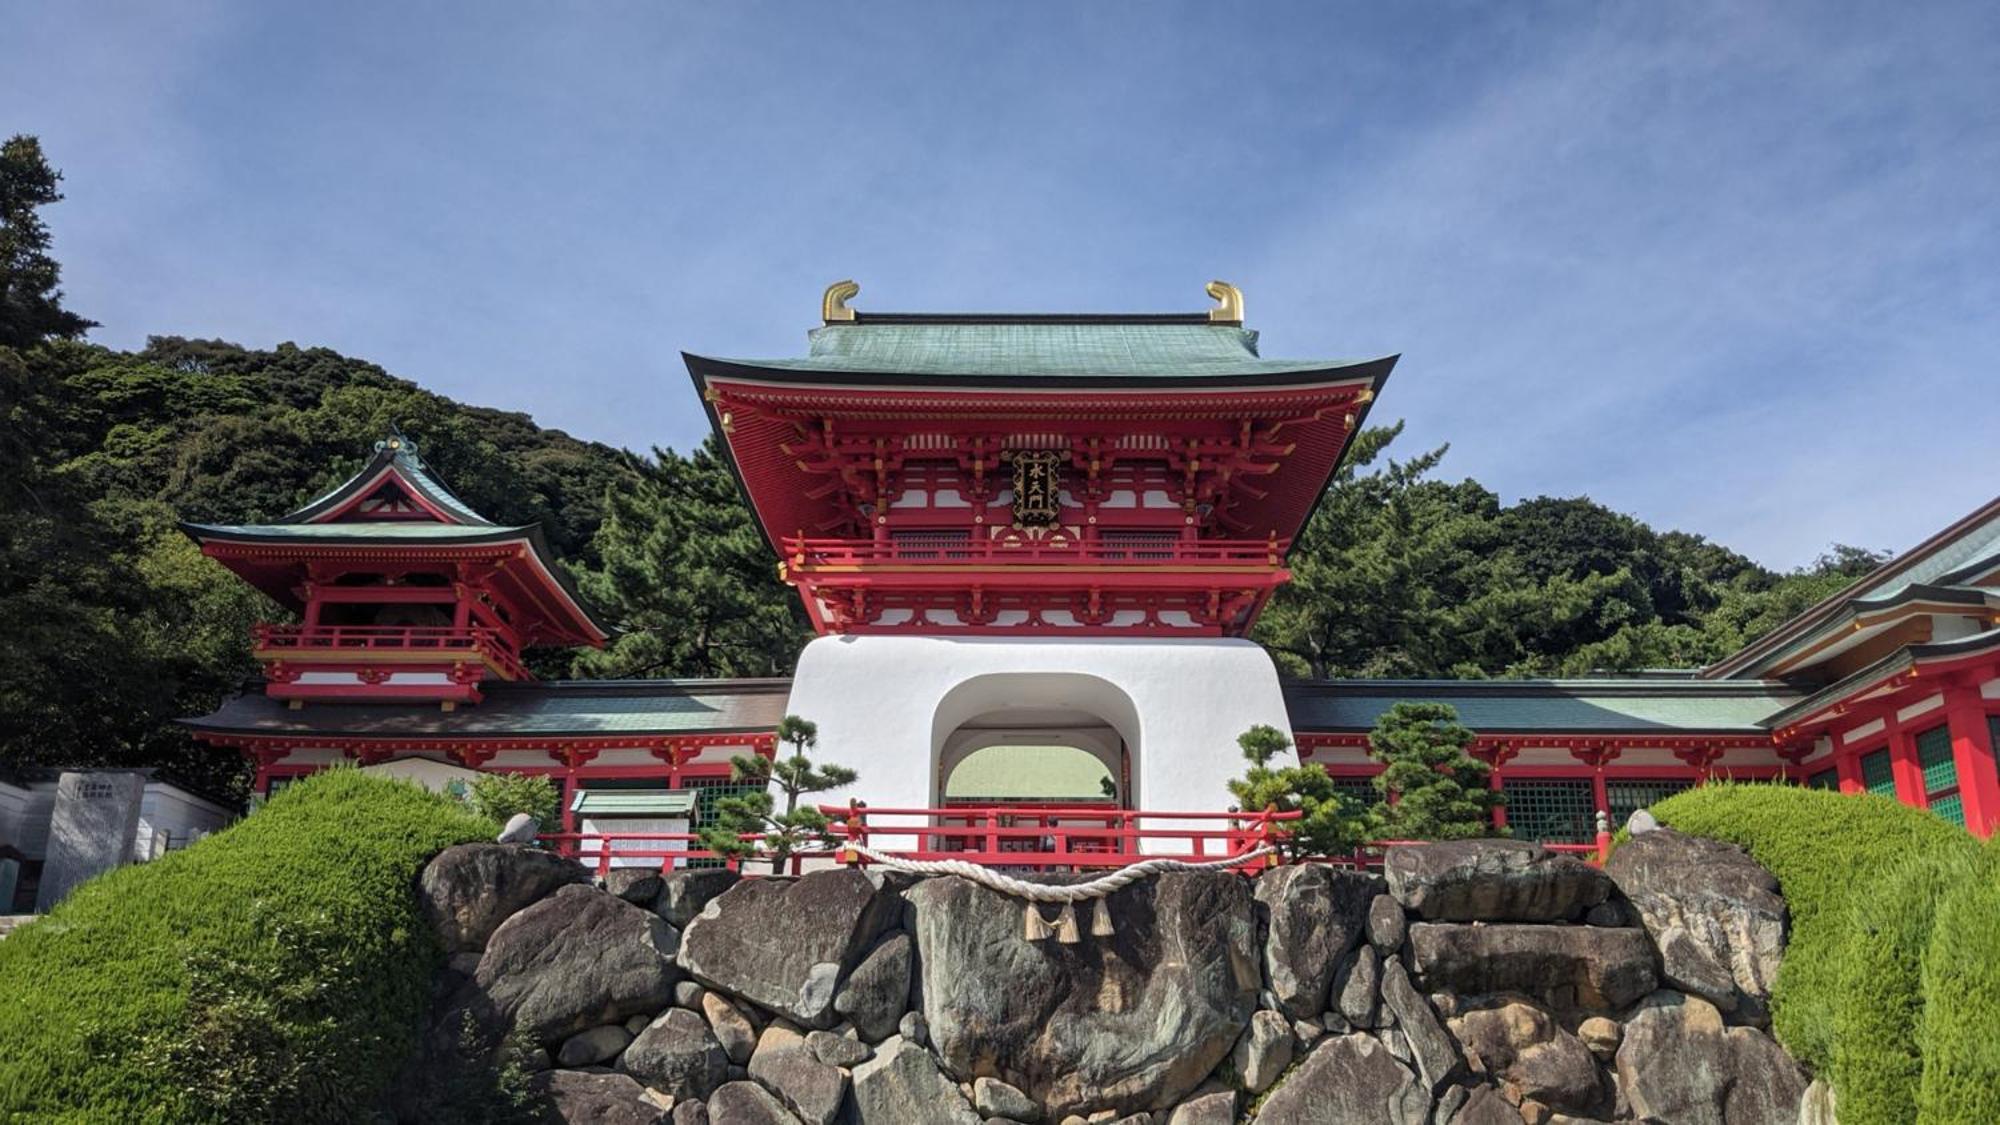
xmin=1648 ymin=780 xmax=1976 ymax=1120
xmin=0 ymin=769 xmax=494 ymax=1124
xmin=1916 ymin=839 xmax=2000 ymax=1124
xmin=468 ymin=771 xmax=561 ymax=829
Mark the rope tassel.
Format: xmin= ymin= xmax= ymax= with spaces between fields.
xmin=1090 ymin=896 xmax=1115 ymax=937
xmin=1023 ymin=903 xmax=1055 ymax=942
xmin=1054 ymin=901 xmax=1081 ymax=944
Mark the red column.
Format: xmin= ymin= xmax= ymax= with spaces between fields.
xmin=1591 ymin=769 xmax=1610 ymax=824
xmin=1835 ymin=747 xmax=1862 ymax=794
xmin=1943 ymin=685 xmax=1999 ymax=837
xmin=1886 ymin=713 xmax=1927 ymax=810
xmin=560 ymin=770 xmax=578 ymax=834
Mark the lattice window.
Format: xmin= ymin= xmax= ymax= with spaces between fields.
xmin=1503 ymin=779 xmax=1595 ymax=844
xmin=682 ymin=775 xmax=765 ymax=830
xmin=1915 ymin=724 xmax=1964 ymax=827
xmin=1859 ymin=748 xmax=1897 ymax=797
xmin=1606 ymin=779 xmax=1695 ymax=829
xmin=1332 ymin=776 xmax=1383 ymax=817
xmin=1806 ymin=768 xmax=1840 ymax=791
xmin=889 ymin=529 xmax=973 ymax=559
xmin=1098 ymin=529 xmax=1180 ymax=561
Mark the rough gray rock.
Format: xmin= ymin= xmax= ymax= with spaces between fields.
xmin=706 ymin=1080 xmax=801 ymax=1124
xmin=1333 ymin=945 xmax=1381 ymax=1029
xmin=974 ymin=1076 xmax=1042 ymax=1121
xmin=464 ymin=884 xmax=680 ymax=1043
xmin=1576 ymin=1015 xmax=1621 ymax=1059
xmin=701 ymin=991 xmax=758 ymax=1066
xmin=849 ymin=1035 xmax=981 ymax=1124
xmin=1385 ymin=840 xmax=1613 ymax=923
xmin=498 ymin=812 xmax=540 ymax=845
xmin=658 ymin=868 xmax=743 ymax=928
xmin=623 ymin=1007 xmax=729 ymax=1104
xmin=606 ymin=868 xmax=665 ymax=907
xmin=532 ymin=1069 xmax=667 ymax=1124
xmin=1606 ymin=828 xmax=1787 ymax=1024
xmin=670 ymin=1100 xmax=708 ymax=1125
xmin=897 ymin=1010 xmax=927 ymax=1047
xmin=674 ymin=982 xmax=708 ymax=1010
xmin=679 ymin=870 xmax=901 ymax=1027
xmin=1407 ymin=923 xmax=1658 ymax=1011
xmin=556 ymin=1024 xmax=634 ymax=1068
xmin=1255 ymin=1034 xmax=1431 ymax=1124
xmin=1253 ymin=865 xmax=1380 ymax=1020
xmin=419 ymin=843 xmax=588 ymax=953
xmin=906 ymin=871 xmax=1259 ymax=1118
xmin=805 ymin=1028 xmax=871 ymax=1068
xmin=746 ymin=1024 xmax=848 ymax=1125
xmin=1228 ymin=1010 xmax=1294 ymax=1094
xmin=1447 ymin=1000 xmax=1601 ymax=1115
xmin=1615 ymin=991 xmax=1809 ymax=1125
xmin=1366 ymin=893 xmax=1406 ymax=952
xmin=1376 ymin=959 xmax=1464 ymax=1095
xmin=1161 ymin=1090 xmax=1234 ymax=1125
xmin=833 ymin=931 xmax=912 ymax=1041
xmin=1448 ymin=1085 xmax=1523 ymax=1125
xmin=1626 ymin=808 xmax=1660 ymax=834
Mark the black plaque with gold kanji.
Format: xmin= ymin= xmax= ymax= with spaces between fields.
xmin=1010 ymin=450 xmax=1063 ymax=528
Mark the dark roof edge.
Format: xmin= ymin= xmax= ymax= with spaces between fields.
xmin=847 ymin=312 xmax=1219 ymax=326
xmin=1760 ymin=626 xmax=2000 ymax=730
xmin=1279 ymin=677 xmax=1799 ymax=698
xmin=682 ymin=351 xmax=1397 ymax=390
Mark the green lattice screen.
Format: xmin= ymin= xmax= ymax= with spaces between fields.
xmin=1333 ymin=776 xmax=1383 ymax=817
xmin=1606 ymin=779 xmax=1694 ymax=829
xmin=1503 ymin=780 xmax=1595 ymax=844
xmin=1860 ymin=749 xmax=1897 ymax=797
xmin=1806 ymin=768 xmax=1840 ymax=790
xmin=1915 ymin=724 xmax=1964 ymax=827
xmin=683 ymin=775 xmax=765 ymax=828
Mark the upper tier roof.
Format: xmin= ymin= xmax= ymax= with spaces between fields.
xmin=694 ymin=317 xmax=1388 ymax=383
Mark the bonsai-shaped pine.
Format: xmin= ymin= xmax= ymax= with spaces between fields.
xmin=699 ymin=715 xmax=858 ymax=874
xmin=1366 ymin=701 xmax=1504 ymax=840
xmin=1225 ymin=724 xmax=1366 ymax=859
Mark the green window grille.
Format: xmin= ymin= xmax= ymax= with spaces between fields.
xmin=1332 ymin=775 xmax=1383 ymax=816
xmin=1915 ymin=724 xmax=1964 ymax=827
xmin=1606 ymin=779 xmax=1695 ymax=829
xmin=1859 ymin=749 xmax=1897 ymax=797
xmin=1806 ymin=768 xmax=1840 ymax=791
xmin=1502 ymin=779 xmax=1595 ymax=844
xmin=681 ymin=775 xmax=768 ymax=868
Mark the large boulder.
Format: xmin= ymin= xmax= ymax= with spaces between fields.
xmin=1606 ymin=828 xmax=1787 ymax=1023
xmin=1333 ymin=944 xmax=1381 ymax=1028
xmin=906 ymin=871 xmax=1259 ymax=1118
xmin=1385 ymin=840 xmax=1612 ymax=923
xmin=849 ymin=1035 xmax=982 ymax=1124
xmin=531 ymin=1069 xmax=668 ymax=1125
xmin=623 ymin=1007 xmax=730 ymax=1104
xmin=746 ymin=1024 xmax=849 ymax=1125
xmin=1255 ymin=1034 xmax=1431 ymax=1124
xmin=1228 ymin=1009 xmax=1294 ymax=1094
xmin=1447 ymin=1000 xmax=1603 ymax=1115
xmin=1614 ymin=991 xmax=1809 ymax=1125
xmin=1376 ymin=959 xmax=1465 ymax=1095
xmin=832 ymin=931 xmax=912 ymax=1041
xmin=1448 ymin=1085 xmax=1525 ymax=1125
xmin=679 ymin=869 xmax=901 ymax=1027
xmin=461 ymin=884 xmax=681 ymax=1044
xmin=1408 ymin=923 xmax=1657 ymax=1011
xmin=1253 ymin=865 xmax=1380 ymax=1020
xmin=658 ymin=869 xmax=741 ymax=929
xmin=420 ymin=843 xmax=589 ymax=953
xmin=706 ymin=1080 xmax=803 ymax=1124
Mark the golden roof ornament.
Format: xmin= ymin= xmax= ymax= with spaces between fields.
xmin=1205 ymin=280 xmax=1244 ymax=324
xmin=822 ymin=279 xmax=861 ymax=323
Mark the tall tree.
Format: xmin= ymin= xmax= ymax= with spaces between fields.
xmin=0 ymin=136 xmax=94 ymax=347
xmin=1367 ymin=702 xmax=1502 ymax=841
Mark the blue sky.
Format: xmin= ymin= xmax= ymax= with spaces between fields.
xmin=5 ymin=2 xmax=1995 ymax=569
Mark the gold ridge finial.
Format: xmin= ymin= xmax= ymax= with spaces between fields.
xmin=1206 ymin=280 xmax=1244 ymax=324
xmin=822 ymin=280 xmax=861 ymax=323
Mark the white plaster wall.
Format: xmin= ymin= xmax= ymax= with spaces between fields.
xmin=135 ymin=785 xmax=235 ymax=859
xmin=0 ymin=781 xmax=29 ymax=851
xmin=783 ymin=635 xmax=1294 ymax=851
xmin=360 ymin=756 xmax=486 ymax=795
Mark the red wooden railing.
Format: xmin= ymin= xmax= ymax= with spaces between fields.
xmin=782 ymin=536 xmax=1287 ymax=567
xmin=251 ymin=623 xmax=530 ymax=680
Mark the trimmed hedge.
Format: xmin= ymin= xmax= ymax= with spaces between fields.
xmin=0 ymin=769 xmax=493 ymax=1124
xmin=1916 ymin=838 xmax=2000 ymax=1123
xmin=1649 ymin=783 xmax=1981 ymax=1125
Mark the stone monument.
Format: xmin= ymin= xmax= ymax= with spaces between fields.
xmin=34 ymin=771 xmax=145 ymax=912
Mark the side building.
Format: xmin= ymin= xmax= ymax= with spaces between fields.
xmin=179 ymin=284 xmax=2000 ymax=844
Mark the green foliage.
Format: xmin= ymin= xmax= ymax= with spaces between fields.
xmin=1648 ymin=784 xmax=1978 ymax=1103
xmin=467 ymin=772 xmax=561 ymax=830
xmin=1365 ymin=702 xmax=1501 ymax=840
xmin=0 ymin=135 xmax=95 ymax=346
xmin=1224 ymin=723 xmax=1366 ymax=858
xmin=699 ymin=715 xmax=858 ymax=873
xmin=0 ymin=769 xmax=494 ymax=1124
xmin=1915 ymin=839 xmax=2000 ymax=1123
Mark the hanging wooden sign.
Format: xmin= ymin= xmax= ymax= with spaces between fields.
xmin=1010 ymin=450 xmax=1063 ymax=528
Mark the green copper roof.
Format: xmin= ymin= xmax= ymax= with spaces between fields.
xmin=1282 ymin=678 xmax=1801 ymax=734
xmin=183 ymin=522 xmax=539 ymax=541
xmin=697 ymin=321 xmax=1387 ymax=380
xmin=571 ymin=790 xmax=697 ymax=816
xmin=183 ymin=680 xmax=792 ymax=738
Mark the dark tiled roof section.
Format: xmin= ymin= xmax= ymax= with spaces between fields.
xmin=183 ymin=679 xmax=793 ymax=739
xmin=1282 ymin=677 xmax=1801 ymax=735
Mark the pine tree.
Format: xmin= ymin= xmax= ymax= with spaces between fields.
xmin=1225 ymin=724 xmax=1366 ymax=859
xmin=699 ymin=715 xmax=858 ymax=874
xmin=1366 ymin=702 xmax=1503 ymax=840
xmin=0 ymin=135 xmax=95 ymax=348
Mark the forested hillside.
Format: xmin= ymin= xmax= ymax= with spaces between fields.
xmin=0 ymin=135 xmax=1876 ymax=798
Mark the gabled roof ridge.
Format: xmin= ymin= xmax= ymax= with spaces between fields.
xmin=278 ymin=432 xmax=496 ymax=527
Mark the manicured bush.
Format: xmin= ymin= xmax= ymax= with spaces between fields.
xmin=1640 ymin=780 xmax=1984 ymax=1120
xmin=0 ymin=769 xmax=494 ymax=1124
xmin=468 ymin=770 xmax=562 ymax=829
xmin=1915 ymin=838 xmax=2000 ymax=1123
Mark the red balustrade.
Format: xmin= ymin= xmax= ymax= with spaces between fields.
xmin=251 ymin=623 xmax=530 ymax=680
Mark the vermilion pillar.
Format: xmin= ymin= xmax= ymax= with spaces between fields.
xmin=1942 ymin=685 xmax=1999 ymax=837
xmin=1886 ymin=714 xmax=1927 ymax=810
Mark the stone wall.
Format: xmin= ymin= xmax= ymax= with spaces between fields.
xmin=402 ymin=828 xmax=1812 ymax=1124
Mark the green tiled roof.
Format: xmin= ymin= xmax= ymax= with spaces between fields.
xmin=699 ymin=321 xmax=1386 ymax=380
xmin=1283 ymin=678 xmax=1801 ymax=735
xmin=571 ymin=790 xmax=697 ymax=816
xmin=183 ymin=522 xmax=538 ymax=541
xmin=182 ymin=680 xmax=792 ymax=739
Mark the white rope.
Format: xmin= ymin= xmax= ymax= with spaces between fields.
xmin=831 ymin=843 xmax=1278 ymax=904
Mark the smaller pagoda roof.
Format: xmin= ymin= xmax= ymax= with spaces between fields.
xmin=281 ymin=430 xmax=493 ymax=525
xmin=1282 ymin=677 xmax=1800 ymax=736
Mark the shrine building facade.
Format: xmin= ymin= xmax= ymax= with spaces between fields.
xmin=182 ymin=283 xmax=2000 ymax=845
